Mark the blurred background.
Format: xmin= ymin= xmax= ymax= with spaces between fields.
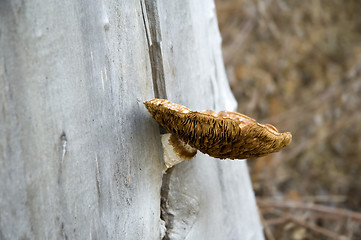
xmin=215 ymin=0 xmax=361 ymax=239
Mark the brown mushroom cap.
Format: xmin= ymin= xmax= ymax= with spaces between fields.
xmin=144 ymin=98 xmax=292 ymax=159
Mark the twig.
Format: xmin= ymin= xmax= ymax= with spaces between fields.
xmin=286 ymin=213 xmax=342 ymax=239
xmin=303 ymin=195 xmax=347 ymax=204
xmin=260 ymin=206 xmax=343 ymax=239
xmin=263 ymin=216 xmax=288 ymax=226
xmin=258 ymin=199 xmax=361 ymax=223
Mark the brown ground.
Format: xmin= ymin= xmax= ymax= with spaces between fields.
xmin=215 ymin=0 xmax=361 ymax=239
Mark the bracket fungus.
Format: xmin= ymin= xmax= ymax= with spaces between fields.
xmin=144 ymin=98 xmax=292 ymax=170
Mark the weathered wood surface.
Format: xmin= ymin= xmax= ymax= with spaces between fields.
xmin=0 ymin=0 xmax=264 ymax=239
xmin=157 ymin=1 xmax=264 ymax=239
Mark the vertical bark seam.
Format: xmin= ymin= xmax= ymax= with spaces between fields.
xmin=140 ymin=1 xmax=172 ymax=238
xmin=141 ymin=0 xmax=167 ymax=99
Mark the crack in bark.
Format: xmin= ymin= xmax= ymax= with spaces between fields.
xmin=141 ymin=0 xmax=167 ymax=99
xmin=140 ymin=1 xmax=171 ymax=238
xmin=160 ymin=168 xmax=173 ymax=240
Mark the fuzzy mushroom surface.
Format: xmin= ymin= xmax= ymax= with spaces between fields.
xmin=144 ymin=98 xmax=292 ymax=160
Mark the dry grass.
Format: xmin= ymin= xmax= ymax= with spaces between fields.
xmin=215 ymin=0 xmax=361 ymax=239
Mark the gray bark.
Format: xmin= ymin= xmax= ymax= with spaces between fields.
xmin=0 ymin=0 xmax=264 ymax=239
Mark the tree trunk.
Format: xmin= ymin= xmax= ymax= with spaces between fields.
xmin=0 ymin=0 xmax=264 ymax=239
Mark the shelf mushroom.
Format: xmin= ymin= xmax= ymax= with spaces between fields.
xmin=144 ymin=98 xmax=292 ymax=171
